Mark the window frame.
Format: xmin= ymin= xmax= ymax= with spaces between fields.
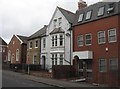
xmin=58 ymin=17 xmax=62 ymax=27
xmin=59 ymin=35 xmax=63 ymax=46
xmin=108 ymin=28 xmax=117 ymax=43
xmin=53 ymin=19 xmax=57 ymax=28
xmin=16 ymin=49 xmax=19 ymax=61
xmin=35 ymin=40 xmax=38 ymax=48
xmin=98 ymin=6 xmax=105 ymax=16
xmin=43 ymin=38 xmax=46 ymax=48
xmin=77 ymin=34 xmax=84 ymax=47
xmin=109 ymin=58 xmax=118 ymax=71
xmin=59 ymin=54 xmax=64 ymax=65
xmin=98 ymin=31 xmax=106 ymax=44
xmin=29 ymin=41 xmax=32 ymax=49
xmin=85 ymin=33 xmax=92 ymax=46
xmin=78 ymin=13 xmax=84 ymax=22
xmin=99 ymin=58 xmax=107 ymax=72
xmin=85 ymin=10 xmax=92 ymax=20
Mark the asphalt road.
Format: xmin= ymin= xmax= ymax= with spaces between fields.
xmin=2 ymin=70 xmax=59 ymax=88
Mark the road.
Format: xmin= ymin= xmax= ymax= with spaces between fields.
xmin=2 ymin=70 xmax=61 ymax=88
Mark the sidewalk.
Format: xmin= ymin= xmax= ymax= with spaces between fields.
xmin=3 ymin=70 xmax=106 ymax=88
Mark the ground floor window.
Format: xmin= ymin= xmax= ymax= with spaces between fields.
xmin=99 ymin=58 xmax=107 ymax=72
xmin=109 ymin=58 xmax=118 ymax=71
xmin=33 ymin=55 xmax=37 ymax=64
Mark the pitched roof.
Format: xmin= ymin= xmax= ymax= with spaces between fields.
xmin=50 ymin=27 xmax=64 ymax=34
xmin=57 ymin=7 xmax=75 ymax=24
xmin=73 ymin=2 xmax=120 ymax=26
xmin=16 ymin=35 xmax=28 ymax=44
xmin=0 ymin=37 xmax=7 ymax=45
xmin=29 ymin=25 xmax=48 ymax=40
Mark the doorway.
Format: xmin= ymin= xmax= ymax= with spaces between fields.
xmin=42 ymin=56 xmax=46 ymax=70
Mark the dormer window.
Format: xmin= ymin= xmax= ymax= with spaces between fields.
xmin=98 ymin=6 xmax=105 ymax=16
xmin=107 ymin=3 xmax=115 ymax=14
xmin=78 ymin=14 xmax=84 ymax=22
xmin=86 ymin=10 xmax=92 ymax=20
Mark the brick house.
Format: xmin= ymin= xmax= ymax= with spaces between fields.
xmin=0 ymin=37 xmax=7 ymax=63
xmin=73 ymin=1 xmax=120 ymax=87
xmin=7 ymin=35 xmax=28 ymax=64
xmin=26 ymin=25 xmax=47 ymax=65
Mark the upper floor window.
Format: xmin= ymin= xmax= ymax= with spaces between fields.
xmin=99 ymin=58 xmax=107 ymax=72
xmin=52 ymin=36 xmax=54 ymax=47
xmin=109 ymin=58 xmax=118 ymax=71
xmin=77 ymin=35 xmax=83 ymax=47
xmin=55 ymin=54 xmax=57 ymax=65
xmin=85 ymin=33 xmax=92 ymax=46
xmin=78 ymin=14 xmax=84 ymax=22
xmin=55 ymin=35 xmax=57 ymax=46
xmin=16 ymin=49 xmax=19 ymax=61
xmin=43 ymin=38 xmax=46 ymax=48
xmin=98 ymin=31 xmax=105 ymax=44
xmin=53 ymin=19 xmax=57 ymax=28
xmin=29 ymin=42 xmax=32 ymax=49
xmin=108 ymin=28 xmax=116 ymax=43
xmin=58 ymin=17 xmax=62 ymax=27
xmin=86 ymin=10 xmax=92 ymax=20
xmin=60 ymin=54 xmax=63 ymax=65
xmin=98 ymin=6 xmax=105 ymax=16
xmin=59 ymin=35 xmax=63 ymax=46
xmin=35 ymin=40 xmax=38 ymax=48
xmin=107 ymin=3 xmax=115 ymax=14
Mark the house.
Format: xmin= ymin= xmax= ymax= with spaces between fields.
xmin=7 ymin=35 xmax=28 ymax=64
xmin=0 ymin=37 xmax=7 ymax=63
xmin=73 ymin=1 xmax=120 ymax=86
xmin=40 ymin=6 xmax=75 ymax=70
xmin=26 ymin=25 xmax=47 ymax=65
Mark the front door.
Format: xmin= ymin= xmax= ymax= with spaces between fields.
xmin=42 ymin=56 xmax=46 ymax=70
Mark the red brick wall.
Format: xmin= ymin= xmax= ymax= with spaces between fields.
xmin=8 ymin=35 xmax=22 ymax=64
xmin=73 ymin=16 xmax=119 ymax=86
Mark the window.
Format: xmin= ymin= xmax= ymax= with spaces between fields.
xmin=60 ymin=35 xmax=63 ymax=46
xmin=8 ymin=50 xmax=11 ymax=61
xmin=78 ymin=14 xmax=84 ymax=22
xmin=58 ymin=17 xmax=62 ymax=27
xmin=43 ymin=38 xmax=46 ymax=48
xmin=35 ymin=40 xmax=38 ymax=48
xmin=78 ymin=35 xmax=83 ymax=47
xmin=86 ymin=10 xmax=92 ymax=20
xmin=11 ymin=53 xmax=15 ymax=63
xmin=52 ymin=54 xmax=54 ymax=65
xmin=85 ymin=33 xmax=92 ymax=46
xmin=16 ymin=49 xmax=19 ymax=61
xmin=99 ymin=59 xmax=107 ymax=72
xmin=60 ymin=54 xmax=63 ymax=65
xmin=98 ymin=6 xmax=105 ymax=16
xmin=108 ymin=28 xmax=116 ymax=43
xmin=109 ymin=58 xmax=118 ymax=71
xmin=0 ymin=47 xmax=2 ymax=52
xmin=55 ymin=54 xmax=57 ymax=65
xmin=52 ymin=36 xmax=54 ymax=47
xmin=33 ymin=55 xmax=37 ymax=64
xmin=107 ymin=3 xmax=115 ymax=13
xmin=55 ymin=35 xmax=57 ymax=46
xmin=98 ymin=31 xmax=105 ymax=44
xmin=29 ymin=42 xmax=32 ymax=49
xmin=53 ymin=19 xmax=57 ymax=28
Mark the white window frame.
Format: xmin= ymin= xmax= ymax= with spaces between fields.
xmin=59 ymin=54 xmax=64 ymax=65
xmin=99 ymin=58 xmax=107 ymax=72
xmin=16 ymin=49 xmax=19 ymax=61
xmin=78 ymin=14 xmax=84 ymax=22
xmin=108 ymin=28 xmax=117 ymax=43
xmin=98 ymin=6 xmax=105 ymax=16
xmin=85 ymin=33 xmax=92 ymax=46
xmin=59 ymin=35 xmax=64 ymax=46
xmin=51 ymin=36 xmax=54 ymax=47
xmin=98 ymin=31 xmax=106 ymax=44
xmin=86 ymin=10 xmax=92 ymax=20
xmin=77 ymin=35 xmax=83 ymax=47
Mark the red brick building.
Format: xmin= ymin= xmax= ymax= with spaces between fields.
xmin=7 ymin=35 xmax=28 ymax=64
xmin=73 ymin=2 xmax=120 ymax=87
xmin=0 ymin=37 xmax=7 ymax=63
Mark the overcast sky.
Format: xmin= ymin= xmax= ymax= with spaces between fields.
xmin=0 ymin=0 xmax=100 ymax=43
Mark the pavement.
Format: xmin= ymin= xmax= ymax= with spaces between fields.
xmin=2 ymin=70 xmax=99 ymax=88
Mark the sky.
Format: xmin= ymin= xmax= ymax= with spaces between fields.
xmin=0 ymin=0 xmax=100 ymax=43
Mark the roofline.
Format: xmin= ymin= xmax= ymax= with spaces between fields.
xmin=15 ymin=35 xmax=23 ymax=44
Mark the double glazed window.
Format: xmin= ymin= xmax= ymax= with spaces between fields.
xmin=86 ymin=10 xmax=92 ymax=20
xmin=108 ymin=28 xmax=116 ymax=43
xmin=85 ymin=33 xmax=92 ymax=46
xmin=77 ymin=35 xmax=83 ymax=47
xmin=78 ymin=14 xmax=84 ymax=22
xmin=99 ymin=59 xmax=106 ymax=72
xmin=98 ymin=31 xmax=105 ymax=44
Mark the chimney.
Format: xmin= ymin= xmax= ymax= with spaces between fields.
xmin=78 ymin=0 xmax=87 ymax=10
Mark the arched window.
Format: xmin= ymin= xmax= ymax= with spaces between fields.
xmin=16 ymin=49 xmax=19 ymax=61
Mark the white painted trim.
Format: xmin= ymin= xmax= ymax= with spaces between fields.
xmin=15 ymin=35 xmax=23 ymax=44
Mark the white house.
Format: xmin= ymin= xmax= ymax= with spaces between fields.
xmin=40 ymin=6 xmax=75 ymax=70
